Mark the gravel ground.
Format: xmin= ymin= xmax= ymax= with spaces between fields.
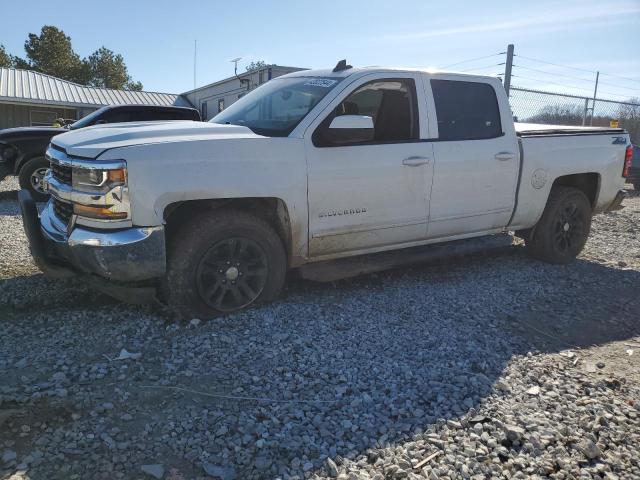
xmin=1 ymin=177 xmax=639 ymax=480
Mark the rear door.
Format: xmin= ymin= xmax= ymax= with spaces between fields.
xmin=305 ymin=73 xmax=434 ymax=257
xmin=425 ymin=77 xmax=519 ymax=238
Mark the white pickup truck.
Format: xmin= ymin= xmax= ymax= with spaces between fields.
xmin=19 ymin=61 xmax=632 ymax=315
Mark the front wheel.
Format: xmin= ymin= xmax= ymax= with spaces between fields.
xmin=18 ymin=157 xmax=50 ymax=202
xmin=163 ymin=210 xmax=287 ymax=316
xmin=524 ymin=186 xmax=592 ymax=264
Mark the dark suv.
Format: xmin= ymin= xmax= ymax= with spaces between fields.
xmin=0 ymin=104 xmax=201 ymax=200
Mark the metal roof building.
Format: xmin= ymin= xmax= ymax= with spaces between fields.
xmin=0 ymin=67 xmax=191 ymax=129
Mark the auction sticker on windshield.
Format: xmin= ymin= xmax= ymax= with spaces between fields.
xmin=304 ymin=79 xmax=338 ymax=88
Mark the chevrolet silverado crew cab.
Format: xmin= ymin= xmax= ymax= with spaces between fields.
xmin=19 ymin=61 xmax=632 ymax=315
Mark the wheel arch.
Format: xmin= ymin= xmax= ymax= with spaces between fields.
xmin=516 ymin=172 xmax=600 ymax=242
xmin=15 ymin=152 xmax=47 ymax=174
xmin=163 ymin=197 xmax=294 ymax=264
xmin=550 ymin=172 xmax=600 ymax=209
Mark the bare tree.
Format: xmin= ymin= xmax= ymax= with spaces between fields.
xmin=526 ymin=104 xmax=584 ymax=125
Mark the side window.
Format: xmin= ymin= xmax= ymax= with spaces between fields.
xmin=313 ymin=78 xmax=419 ymax=147
xmin=201 ymin=102 xmax=208 ymax=120
xmin=430 ymin=80 xmax=502 ymax=141
xmin=100 ymin=110 xmax=133 ymax=124
xmin=30 ymin=110 xmax=59 ymax=126
xmin=131 ymin=109 xmax=162 ymax=122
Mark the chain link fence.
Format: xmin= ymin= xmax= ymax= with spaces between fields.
xmin=509 ymin=86 xmax=640 ymax=144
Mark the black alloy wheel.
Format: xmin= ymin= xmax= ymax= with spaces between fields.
xmin=552 ymin=201 xmax=586 ymax=253
xmin=524 ymin=186 xmax=592 ymax=264
xmin=195 ymin=237 xmax=269 ymax=312
xmin=163 ymin=209 xmax=287 ymax=316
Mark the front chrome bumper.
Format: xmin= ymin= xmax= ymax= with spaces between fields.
xmin=19 ymin=190 xmax=166 ymax=282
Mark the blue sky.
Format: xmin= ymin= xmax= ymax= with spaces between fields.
xmin=2 ymin=0 xmax=639 ymax=100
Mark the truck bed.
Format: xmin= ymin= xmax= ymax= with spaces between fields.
xmin=515 ymin=122 xmax=626 ymax=137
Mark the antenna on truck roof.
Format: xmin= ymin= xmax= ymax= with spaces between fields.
xmin=333 ymin=59 xmax=352 ymax=72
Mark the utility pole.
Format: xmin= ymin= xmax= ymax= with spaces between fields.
xmin=193 ymin=40 xmax=197 ymax=91
xmin=590 ymin=71 xmax=599 ymax=126
xmin=503 ymin=44 xmax=514 ymax=98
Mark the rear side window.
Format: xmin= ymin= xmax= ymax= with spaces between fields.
xmin=431 ymin=80 xmax=502 ymax=141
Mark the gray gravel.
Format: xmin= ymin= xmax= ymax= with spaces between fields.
xmin=1 ymin=181 xmax=639 ymax=480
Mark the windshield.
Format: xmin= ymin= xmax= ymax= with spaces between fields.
xmin=211 ymin=77 xmax=341 ymax=137
xmin=69 ymin=106 xmax=110 ymax=130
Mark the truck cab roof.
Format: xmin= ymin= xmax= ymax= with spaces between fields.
xmin=281 ymin=66 xmax=500 ymax=82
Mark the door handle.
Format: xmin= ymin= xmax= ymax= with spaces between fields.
xmin=495 ymin=151 xmax=516 ymax=161
xmin=402 ymin=156 xmax=430 ymax=166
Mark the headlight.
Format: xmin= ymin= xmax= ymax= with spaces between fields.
xmin=72 ymin=166 xmax=126 ymax=192
xmin=70 ymin=160 xmax=130 ymax=221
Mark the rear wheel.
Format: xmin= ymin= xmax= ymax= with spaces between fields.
xmin=163 ymin=210 xmax=287 ymax=316
xmin=524 ymin=186 xmax=592 ymax=264
xmin=18 ymin=157 xmax=50 ymax=202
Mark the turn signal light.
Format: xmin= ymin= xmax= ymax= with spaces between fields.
xmin=73 ymin=204 xmax=128 ymax=220
xmin=107 ymin=168 xmax=126 ymax=183
xmin=623 ymin=145 xmax=633 ymax=178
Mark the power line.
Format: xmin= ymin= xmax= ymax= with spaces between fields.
xmin=515 ymin=54 xmax=598 ymax=75
xmin=513 ymin=64 xmax=595 ymax=84
xmin=459 ymin=63 xmax=504 ymax=73
xmin=512 ymin=74 xmax=593 ymax=93
xmin=515 ymin=63 xmax=640 ymax=95
xmin=599 ymin=72 xmax=640 ymax=85
xmin=597 ymin=80 xmax=640 ymax=93
xmin=440 ymin=49 xmax=640 ymax=100
xmin=440 ymin=52 xmax=504 ymax=69
xmin=512 ymin=74 xmax=632 ymax=100
xmin=512 ymin=74 xmax=605 ymax=97
xmin=516 ymin=53 xmax=640 ymax=86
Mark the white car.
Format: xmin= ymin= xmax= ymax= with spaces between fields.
xmin=19 ymin=61 xmax=632 ymax=315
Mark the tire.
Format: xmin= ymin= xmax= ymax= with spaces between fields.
xmin=18 ymin=157 xmax=50 ymax=202
xmin=525 ymin=186 xmax=592 ymax=264
xmin=633 ymin=181 xmax=640 ymax=191
xmin=163 ymin=210 xmax=287 ymax=316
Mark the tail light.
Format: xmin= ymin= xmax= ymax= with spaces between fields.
xmin=623 ymin=145 xmax=633 ymax=178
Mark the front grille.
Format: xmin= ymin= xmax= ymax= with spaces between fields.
xmin=50 ymin=161 xmax=72 ymax=185
xmin=52 ymin=197 xmax=73 ymax=226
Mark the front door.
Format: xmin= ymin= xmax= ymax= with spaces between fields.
xmin=305 ymin=74 xmax=434 ymax=257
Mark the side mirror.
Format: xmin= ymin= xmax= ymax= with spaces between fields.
xmin=325 ymin=115 xmax=374 ymax=144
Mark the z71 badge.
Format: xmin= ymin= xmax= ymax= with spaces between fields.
xmin=319 ymin=208 xmax=367 ymax=218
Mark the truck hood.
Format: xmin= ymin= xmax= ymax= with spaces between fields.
xmin=51 ymin=121 xmax=263 ymax=158
xmin=0 ymin=126 xmax=64 ymax=141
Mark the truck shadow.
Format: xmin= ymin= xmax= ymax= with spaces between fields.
xmin=285 ymin=248 xmax=640 ymax=352
xmin=1 ymin=248 xmax=639 ymax=479
xmin=0 ymin=190 xmax=18 ymax=202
